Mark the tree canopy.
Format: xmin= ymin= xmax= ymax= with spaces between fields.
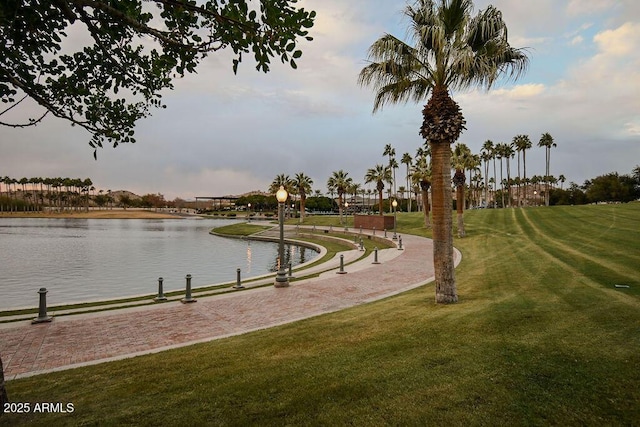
xmin=0 ymin=0 xmax=315 ymax=156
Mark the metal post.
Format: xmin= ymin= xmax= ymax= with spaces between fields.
xmin=181 ymin=274 xmax=196 ymax=303
xmin=336 ymin=254 xmax=347 ymax=274
xmin=398 ymin=235 xmax=404 ymax=250
xmin=384 ymin=228 xmax=387 ymax=238
xmin=288 ymin=262 xmax=295 ymax=279
xmin=275 ymin=201 xmax=289 ymax=287
xmin=372 ymin=247 xmax=380 ymax=264
xmin=234 ymin=268 xmax=244 ymax=289
xmin=32 ymin=287 xmax=52 ymax=324
xmin=359 ymin=238 xmax=364 ymax=251
xmin=154 ymin=277 xmax=167 ymax=301
xmin=373 ymin=227 xmax=376 ymax=236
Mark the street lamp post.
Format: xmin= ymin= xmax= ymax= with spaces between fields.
xmin=344 ymin=201 xmax=349 ymax=229
xmin=247 ymin=203 xmax=251 ymax=222
xmin=392 ymin=199 xmax=398 ymax=240
xmin=275 ymin=186 xmax=289 ymax=287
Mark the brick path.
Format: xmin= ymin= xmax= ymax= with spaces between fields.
xmin=0 ymin=230 xmax=459 ymax=380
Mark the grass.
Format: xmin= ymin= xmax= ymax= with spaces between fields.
xmin=210 ymin=223 xmax=272 ymax=236
xmin=2 ymin=204 xmax=639 ymax=425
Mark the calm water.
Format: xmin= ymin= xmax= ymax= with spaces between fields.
xmin=0 ymin=218 xmax=317 ymax=310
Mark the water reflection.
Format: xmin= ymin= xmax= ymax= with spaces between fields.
xmin=0 ymin=218 xmax=318 ymax=309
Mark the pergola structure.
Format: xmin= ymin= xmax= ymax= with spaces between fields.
xmin=194 ymin=196 xmax=239 ymax=211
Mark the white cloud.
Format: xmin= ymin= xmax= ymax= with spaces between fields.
xmin=492 ymin=84 xmax=546 ymax=99
xmin=570 ymin=35 xmax=584 ymax=45
xmin=567 ymin=0 xmax=617 ymax=16
xmin=593 ymin=22 xmax=640 ymax=56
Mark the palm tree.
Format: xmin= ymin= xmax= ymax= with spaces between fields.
xmin=269 ymin=174 xmax=293 ymax=217
xmin=503 ymin=143 xmax=515 ymax=207
xmin=358 ymin=0 xmax=528 ymax=303
xmin=364 ymin=165 xmax=391 ymax=215
xmin=292 ymin=173 xmax=313 ymax=221
xmin=452 ymin=143 xmax=472 ymax=237
xmin=538 ymin=132 xmax=556 ymax=206
xmin=513 ymin=134 xmax=532 ymax=206
xmin=480 ymin=140 xmax=493 ymax=207
xmin=411 ymin=156 xmax=432 ymax=227
xmin=401 ymin=152 xmax=413 ymax=212
xmin=558 ymin=174 xmax=566 ymax=190
xmin=327 ymin=170 xmax=352 ymax=224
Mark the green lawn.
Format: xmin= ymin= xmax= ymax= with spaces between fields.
xmin=2 ymin=204 xmax=639 ymax=425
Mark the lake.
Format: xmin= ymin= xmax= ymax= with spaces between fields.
xmin=0 ymin=218 xmax=317 ymax=310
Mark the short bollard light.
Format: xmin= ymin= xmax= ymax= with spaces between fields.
xmin=154 ymin=277 xmax=167 ymax=301
xmin=373 ymin=227 xmax=376 ymax=236
xmin=32 ymin=287 xmax=52 ymax=324
xmin=359 ymin=226 xmax=362 ymax=235
xmin=372 ymin=247 xmax=381 ymax=264
xmin=329 ymin=225 xmax=333 ymax=232
xmin=288 ymin=262 xmax=295 ymax=279
xmin=398 ymin=235 xmax=404 ymax=250
xmin=234 ymin=268 xmax=244 ymax=289
xmin=384 ymin=229 xmax=387 ymax=238
xmin=337 ymin=254 xmax=347 ymax=274
xmin=181 ymin=274 xmax=197 ymax=303
xmin=359 ymin=238 xmax=365 ymax=251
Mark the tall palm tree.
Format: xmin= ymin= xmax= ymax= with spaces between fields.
xmin=411 ymin=156 xmax=432 ymax=227
xmin=269 ymin=174 xmax=293 ymax=217
xmin=401 ymin=152 xmax=413 ymax=212
xmin=327 ymin=170 xmax=352 ymax=224
xmin=538 ymin=132 xmax=556 ymax=206
xmin=364 ymin=164 xmax=391 ymax=215
xmin=452 ymin=143 xmax=471 ymax=237
xmin=358 ymin=0 xmax=528 ymax=303
xmin=481 ymin=140 xmax=493 ymax=207
xmin=513 ymin=134 xmax=532 ymax=206
xmin=503 ymin=143 xmax=515 ymax=207
xmin=293 ymin=173 xmax=313 ymax=222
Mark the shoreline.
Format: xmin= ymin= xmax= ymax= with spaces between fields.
xmin=0 ymin=209 xmax=185 ymax=219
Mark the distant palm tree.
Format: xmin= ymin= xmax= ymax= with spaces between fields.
xmin=538 ymin=132 xmax=556 ymax=206
xmin=452 ymin=143 xmax=472 ymax=237
xmin=401 ymin=152 xmax=413 ymax=212
xmin=327 ymin=170 xmax=352 ymax=224
xmin=269 ymin=174 xmax=293 ymax=217
xmin=358 ymin=0 xmax=527 ymax=303
xmin=559 ymin=174 xmax=566 ymax=190
xmin=364 ymin=164 xmax=391 ymax=215
xmin=503 ymin=143 xmax=515 ymax=207
xmin=411 ymin=156 xmax=431 ymax=227
xmin=293 ymin=173 xmax=313 ymax=221
xmin=513 ymin=134 xmax=532 ymax=206
xmin=480 ymin=141 xmax=493 ymax=207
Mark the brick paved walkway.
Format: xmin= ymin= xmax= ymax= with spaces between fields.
xmin=1 ymin=230 xmax=460 ymax=380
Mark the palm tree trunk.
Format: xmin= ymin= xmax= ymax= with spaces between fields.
xmin=430 ymin=141 xmax=457 ymax=303
xmin=456 ymin=185 xmax=465 ymax=237
xmin=421 ymin=188 xmax=430 ymax=227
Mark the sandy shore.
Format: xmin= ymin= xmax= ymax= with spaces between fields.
xmin=0 ymin=209 xmax=184 ymax=219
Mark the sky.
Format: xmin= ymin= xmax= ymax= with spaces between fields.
xmin=1 ymin=0 xmax=639 ymax=200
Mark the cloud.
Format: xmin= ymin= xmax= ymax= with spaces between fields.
xmin=492 ymin=84 xmax=546 ymax=99
xmin=569 ymin=35 xmax=584 ymax=45
xmin=593 ymin=22 xmax=639 ymax=55
xmin=567 ymin=0 xmax=617 ymax=16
